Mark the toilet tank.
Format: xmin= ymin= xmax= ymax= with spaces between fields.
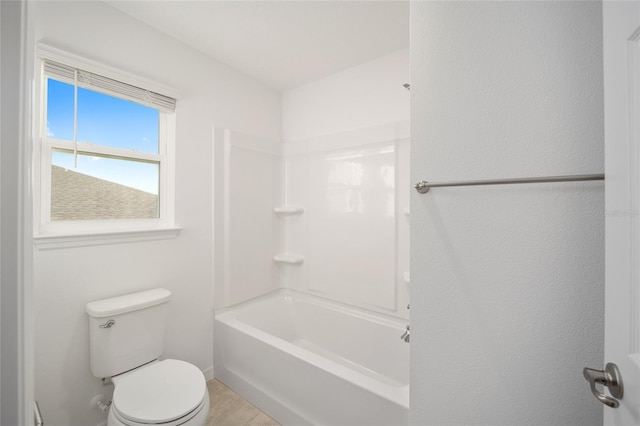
xmin=86 ymin=288 xmax=171 ymax=378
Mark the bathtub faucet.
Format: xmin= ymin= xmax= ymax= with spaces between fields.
xmin=400 ymin=325 xmax=410 ymax=343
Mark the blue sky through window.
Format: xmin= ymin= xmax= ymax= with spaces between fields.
xmin=47 ymin=78 xmax=160 ymax=194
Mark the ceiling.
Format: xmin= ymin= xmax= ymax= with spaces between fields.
xmin=105 ymin=1 xmax=409 ymax=91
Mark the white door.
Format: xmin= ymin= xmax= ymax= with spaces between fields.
xmin=603 ymin=1 xmax=640 ymax=424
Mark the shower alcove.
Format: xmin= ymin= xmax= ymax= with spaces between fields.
xmin=212 ymin=49 xmax=410 ymax=425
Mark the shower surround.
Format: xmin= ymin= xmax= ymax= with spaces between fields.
xmin=213 ymin=121 xmax=409 ymax=425
xmin=213 ymin=121 xmax=410 ymax=315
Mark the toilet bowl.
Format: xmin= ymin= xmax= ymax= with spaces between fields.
xmin=107 ymin=359 xmax=209 ymax=426
xmin=86 ymin=289 xmax=209 ymax=426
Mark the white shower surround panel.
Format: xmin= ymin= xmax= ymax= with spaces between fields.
xmin=307 ymin=141 xmax=396 ymax=309
xmin=215 ymin=122 xmax=410 ymax=316
xmin=278 ymin=121 xmax=410 ymax=316
xmin=215 ymin=129 xmax=282 ymax=309
xmin=214 ymin=288 xmax=409 ymax=425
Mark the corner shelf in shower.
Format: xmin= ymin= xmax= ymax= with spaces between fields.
xmin=274 ymin=206 xmax=305 ymax=215
xmin=403 ymin=272 xmax=410 ymax=284
xmin=273 ymin=254 xmax=304 ymax=265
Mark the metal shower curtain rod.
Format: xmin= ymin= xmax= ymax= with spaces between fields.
xmin=414 ymin=173 xmax=604 ymax=194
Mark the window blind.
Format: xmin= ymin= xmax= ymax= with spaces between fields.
xmin=43 ymin=59 xmax=176 ymax=112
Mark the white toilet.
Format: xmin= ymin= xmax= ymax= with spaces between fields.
xmin=86 ymin=288 xmax=209 ymax=426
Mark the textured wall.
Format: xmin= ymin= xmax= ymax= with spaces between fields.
xmin=410 ymin=2 xmax=604 ymax=425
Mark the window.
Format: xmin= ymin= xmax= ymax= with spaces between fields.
xmin=35 ymin=46 xmax=179 ymax=246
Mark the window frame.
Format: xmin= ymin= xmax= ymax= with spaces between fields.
xmin=33 ymin=44 xmax=181 ymax=249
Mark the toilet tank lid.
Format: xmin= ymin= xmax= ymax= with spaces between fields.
xmin=86 ymin=288 xmax=171 ymax=318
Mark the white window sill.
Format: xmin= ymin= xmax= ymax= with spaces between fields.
xmin=33 ymin=227 xmax=182 ymax=250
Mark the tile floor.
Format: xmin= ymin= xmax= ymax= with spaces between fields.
xmin=206 ymin=379 xmax=280 ymax=426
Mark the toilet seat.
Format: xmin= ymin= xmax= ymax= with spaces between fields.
xmin=110 ymin=395 xmax=208 ymax=426
xmin=111 ymin=359 xmax=207 ymax=425
xmin=107 ymin=395 xmax=209 ymax=426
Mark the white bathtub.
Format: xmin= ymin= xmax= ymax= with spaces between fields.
xmin=214 ymin=289 xmax=409 ymax=426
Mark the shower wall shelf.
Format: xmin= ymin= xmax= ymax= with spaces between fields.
xmin=274 ymin=207 xmax=305 ymax=215
xmin=274 ymin=254 xmax=304 ymax=265
xmin=403 ymin=272 xmax=410 ymax=284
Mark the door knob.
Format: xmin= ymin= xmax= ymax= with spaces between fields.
xmin=583 ymin=363 xmax=623 ymax=408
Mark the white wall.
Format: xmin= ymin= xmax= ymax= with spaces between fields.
xmin=0 ymin=2 xmax=20 ymax=423
xmin=28 ymin=2 xmax=281 ymax=425
xmin=279 ymin=49 xmax=410 ymax=317
xmin=1 ymin=1 xmax=31 ymax=424
xmin=410 ymin=2 xmax=604 ymax=425
xmin=283 ymin=48 xmax=409 ymax=142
